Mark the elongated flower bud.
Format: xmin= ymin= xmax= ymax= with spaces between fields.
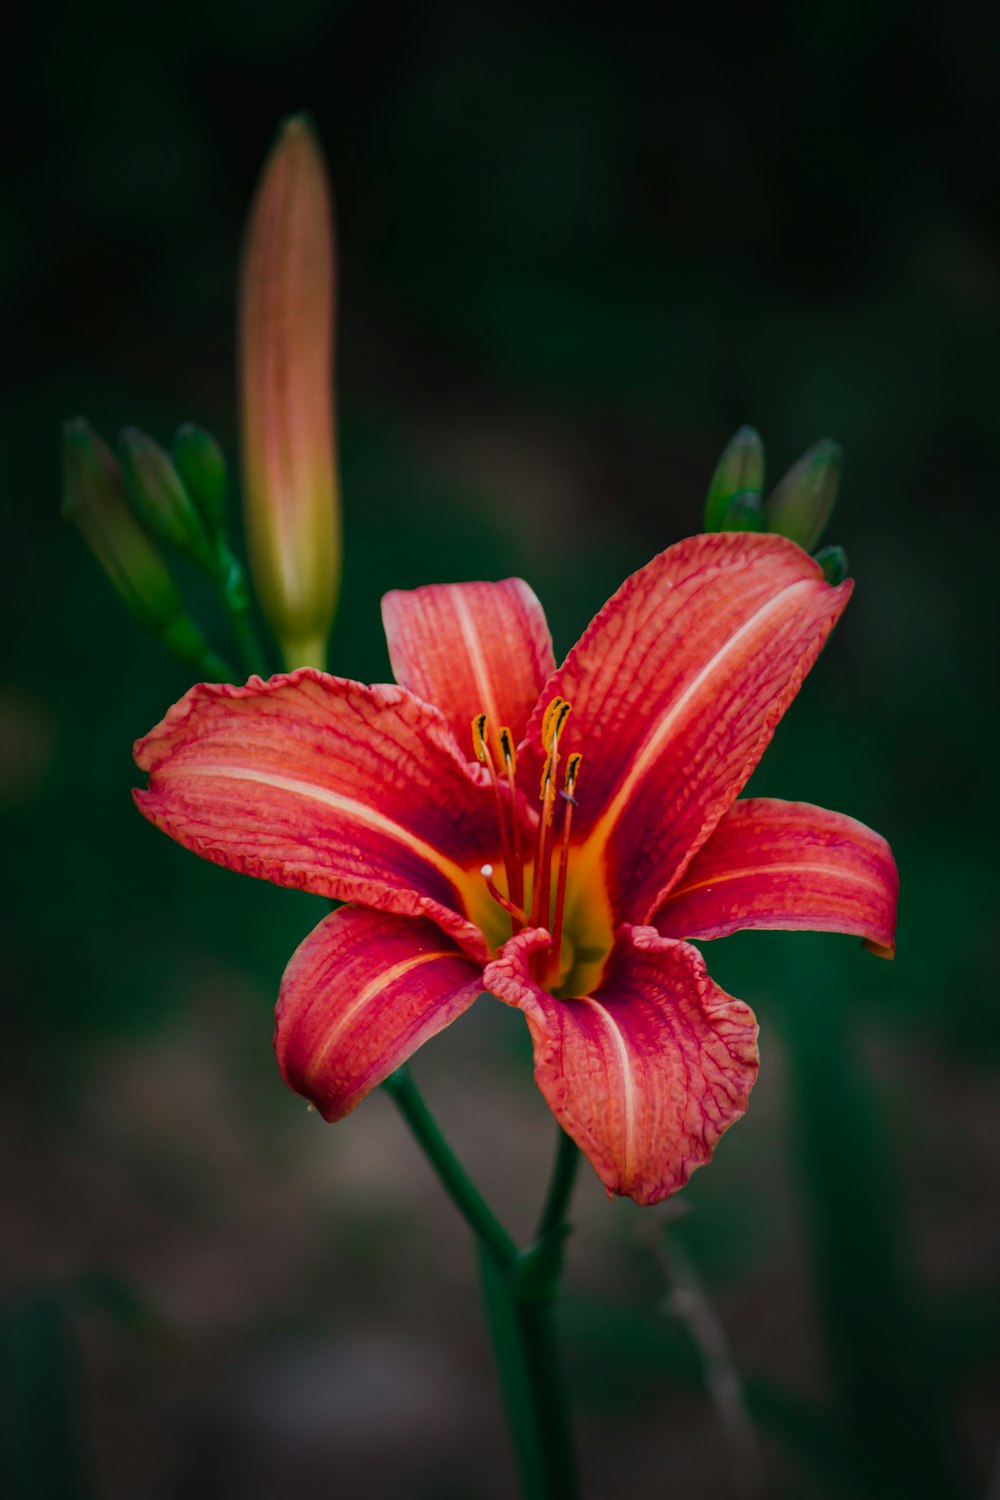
xmin=173 ymin=423 xmax=228 ymax=534
xmin=239 ymin=115 xmax=341 ymax=670
xmin=119 ymin=427 xmax=215 ymax=572
xmin=62 ymin=419 xmax=183 ymax=631
xmin=763 ymin=439 xmax=841 ymax=552
xmin=704 ymin=426 xmax=765 ymax=531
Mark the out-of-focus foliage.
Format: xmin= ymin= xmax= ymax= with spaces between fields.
xmin=3 ymin=3 xmax=998 ymax=1498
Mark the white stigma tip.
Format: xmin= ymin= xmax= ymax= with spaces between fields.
xmin=481 ymin=864 xmax=494 ymax=878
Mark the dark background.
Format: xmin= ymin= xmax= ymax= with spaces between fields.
xmin=3 ymin=3 xmax=998 ymax=1496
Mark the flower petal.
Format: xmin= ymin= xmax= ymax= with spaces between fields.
xmin=484 ymin=925 xmax=759 ymax=1205
xmin=133 ymin=668 xmax=501 ymax=960
xmin=382 ymin=579 xmax=555 ymax=752
xmin=275 ymin=905 xmax=484 ymax=1119
xmin=529 ymin=533 xmax=851 ymax=926
xmin=654 ymin=797 xmax=898 ymax=955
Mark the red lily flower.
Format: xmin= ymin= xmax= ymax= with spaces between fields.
xmin=133 ymin=533 xmax=897 ymax=1205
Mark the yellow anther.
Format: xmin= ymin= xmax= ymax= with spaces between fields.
xmin=498 ymin=725 xmax=516 ymax=776
xmin=540 ymin=697 xmax=565 ymax=749
xmin=471 ymin=712 xmax=489 ymax=762
xmin=539 ymin=748 xmax=554 ymax=803
xmin=564 ymin=752 xmax=582 ymax=795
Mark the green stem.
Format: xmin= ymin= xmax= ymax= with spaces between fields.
xmin=213 ymin=540 xmax=270 ymax=679
xmin=535 ymin=1128 xmax=579 ymax=1241
xmin=478 ymin=1249 xmax=579 ymax=1500
xmin=513 ymin=1295 xmax=578 ymax=1500
xmin=156 ymin=615 xmax=237 ymax=683
xmin=382 ymin=1066 xmax=517 ymax=1268
xmin=225 ymin=599 xmax=269 ymax=679
xmin=383 ymin=1070 xmax=580 ymax=1498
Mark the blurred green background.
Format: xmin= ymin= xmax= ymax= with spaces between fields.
xmin=3 ymin=2 xmax=998 ymax=1497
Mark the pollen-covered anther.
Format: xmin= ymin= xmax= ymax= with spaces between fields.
xmin=563 ymin=751 xmax=582 ymax=803
xmin=498 ymin=725 xmax=516 ymax=776
xmin=471 ymin=712 xmax=490 ymax=762
xmin=540 ymin=696 xmax=571 ymax=751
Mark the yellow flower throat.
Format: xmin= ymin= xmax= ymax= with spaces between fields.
xmin=466 ymin=697 xmax=613 ymax=998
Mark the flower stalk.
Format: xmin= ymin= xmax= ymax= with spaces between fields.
xmin=382 ymin=1069 xmax=580 ymax=1499
xmin=381 ymin=1066 xmax=517 ymax=1268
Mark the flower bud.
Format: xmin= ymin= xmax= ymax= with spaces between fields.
xmin=239 ymin=115 xmax=341 ymax=670
xmin=763 ymin=439 xmax=841 ymax=552
xmin=813 ymin=544 xmax=848 ymax=585
xmin=61 ymin=418 xmax=183 ymax=632
xmin=173 ymin=423 xmax=228 ymax=533
xmin=717 ymin=490 xmax=764 ymax=532
xmin=119 ymin=427 xmax=215 ymax=572
xmin=704 ymin=426 xmax=765 ymax=531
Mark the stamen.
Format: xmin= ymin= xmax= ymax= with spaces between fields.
xmin=528 ymin=699 xmax=573 ymax=960
xmin=548 ymin=755 xmax=582 ymax=985
xmin=480 ymin=865 xmax=530 ymax=927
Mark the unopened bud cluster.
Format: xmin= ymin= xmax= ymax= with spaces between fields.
xmin=61 ymin=419 xmax=235 ymax=679
xmin=703 ymin=426 xmax=846 ymax=571
xmin=61 ymin=115 xmax=343 ymax=681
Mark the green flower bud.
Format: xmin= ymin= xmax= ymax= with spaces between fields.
xmin=814 ymin=544 xmax=849 ymax=585
xmin=717 ymin=490 xmax=764 ymax=532
xmin=704 ymin=425 xmax=765 ymax=531
xmin=119 ymin=427 xmax=215 ymax=572
xmin=61 ymin=419 xmax=183 ymax=632
xmin=173 ymin=423 xmax=228 ymax=533
xmin=763 ymin=439 xmax=842 ymax=552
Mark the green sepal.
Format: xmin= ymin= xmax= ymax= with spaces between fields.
xmin=173 ymin=423 xmax=228 ymax=533
xmin=814 ymin=544 xmax=849 ymax=585
xmin=717 ymin=489 xmax=764 ymax=532
xmin=704 ymin=425 xmax=765 ymax=530
xmin=119 ymin=427 xmax=215 ymax=572
xmin=763 ymin=439 xmax=842 ymax=551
